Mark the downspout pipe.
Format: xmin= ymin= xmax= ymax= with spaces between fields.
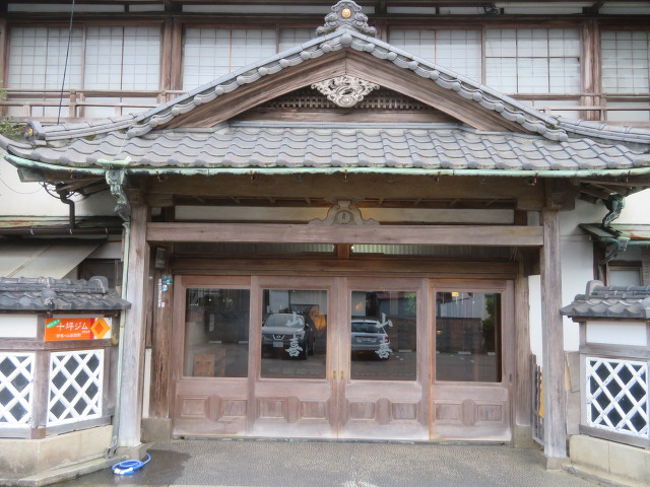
xmin=58 ymin=191 xmax=76 ymax=230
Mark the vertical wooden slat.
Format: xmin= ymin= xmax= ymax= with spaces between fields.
xmin=170 ymin=19 xmax=184 ymax=93
xmin=540 ymin=209 xmax=567 ymax=459
xmin=117 ymin=204 xmax=151 ymax=447
xmin=514 ymin=259 xmax=532 ymax=429
xmin=160 ymin=19 xmax=174 ymax=98
xmin=149 ymin=245 xmax=174 ymax=418
xmin=581 ymin=20 xmax=601 ymax=121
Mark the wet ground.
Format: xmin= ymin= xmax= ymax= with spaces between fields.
xmin=52 ymin=439 xmax=600 ymax=487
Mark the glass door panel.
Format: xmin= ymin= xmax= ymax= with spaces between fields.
xmin=184 ymin=288 xmax=250 ymax=378
xmin=260 ymin=288 xmax=328 ymax=379
xmin=350 ymin=290 xmax=417 ymax=381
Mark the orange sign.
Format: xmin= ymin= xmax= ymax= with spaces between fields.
xmin=44 ymin=317 xmax=112 ymax=342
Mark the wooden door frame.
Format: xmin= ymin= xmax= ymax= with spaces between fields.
xmin=340 ymin=276 xmax=431 ymax=439
xmin=248 ymin=275 xmax=340 ymax=437
xmin=170 ymin=275 xmax=252 ymax=436
xmin=429 ymin=278 xmax=516 ymax=440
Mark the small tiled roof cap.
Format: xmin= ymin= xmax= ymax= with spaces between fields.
xmin=561 ymin=280 xmax=650 ymax=320
xmin=0 ymin=276 xmax=130 ymax=312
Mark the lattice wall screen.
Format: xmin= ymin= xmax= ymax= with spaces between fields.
xmin=47 ymin=349 xmax=104 ymax=426
xmin=0 ymin=353 xmax=34 ymax=427
xmin=586 ymin=356 xmax=649 ymax=438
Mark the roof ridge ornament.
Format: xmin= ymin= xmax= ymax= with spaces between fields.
xmin=316 ymin=1 xmax=376 ymax=37
xmin=311 ymin=75 xmax=380 ymax=108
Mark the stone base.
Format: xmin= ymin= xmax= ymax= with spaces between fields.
xmin=141 ymin=417 xmax=172 ymax=442
xmin=512 ymin=425 xmax=537 ymax=449
xmin=569 ymin=434 xmax=650 ymax=486
xmin=0 ymin=426 xmax=113 ymax=485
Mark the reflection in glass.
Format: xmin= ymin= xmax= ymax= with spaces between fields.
xmin=350 ymin=291 xmax=417 ymax=381
xmin=184 ymin=288 xmax=250 ymax=377
xmin=436 ymin=292 xmax=501 ymax=382
xmin=261 ymin=289 xmax=327 ymax=379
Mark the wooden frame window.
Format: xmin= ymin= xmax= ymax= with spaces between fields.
xmin=601 ymin=30 xmax=650 ymax=123
xmin=181 ymin=27 xmax=315 ymax=90
xmin=5 ymin=23 xmax=162 ymax=119
xmin=485 ymin=28 xmax=581 ymax=94
xmin=388 ymin=29 xmax=482 ymax=82
xmin=182 ymin=27 xmax=277 ymax=90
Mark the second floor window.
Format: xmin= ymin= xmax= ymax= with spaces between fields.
xmin=485 ymin=28 xmax=581 ymax=94
xmin=6 ymin=25 xmax=161 ymax=91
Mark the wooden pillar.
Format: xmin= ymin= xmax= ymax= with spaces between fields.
xmin=540 ymin=209 xmax=567 ymax=459
xmin=149 ymin=244 xmax=174 ymax=418
xmin=118 ymin=203 xmax=150 ymax=447
xmin=514 ymin=260 xmax=532 ymax=430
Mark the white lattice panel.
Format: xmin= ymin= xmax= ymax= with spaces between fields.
xmin=47 ymin=349 xmax=104 ymax=426
xmin=0 ymin=353 xmax=34 ymax=427
xmin=586 ymin=356 xmax=649 ymax=438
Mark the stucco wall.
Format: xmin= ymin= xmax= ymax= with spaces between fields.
xmin=529 ymin=189 xmax=650 ymax=357
xmin=0 ymin=153 xmax=115 ymax=217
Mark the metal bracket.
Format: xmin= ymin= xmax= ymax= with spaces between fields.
xmin=105 ymin=170 xmax=131 ymax=221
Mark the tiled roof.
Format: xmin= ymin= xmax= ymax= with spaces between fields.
xmin=0 ymin=276 xmax=130 ymax=311
xmin=561 ymin=280 xmax=650 ymax=320
xmin=5 ymin=123 xmax=650 ymax=172
xmin=19 ymin=13 xmax=650 ymax=146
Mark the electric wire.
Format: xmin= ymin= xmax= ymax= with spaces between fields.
xmin=56 ymin=0 xmax=76 ymax=124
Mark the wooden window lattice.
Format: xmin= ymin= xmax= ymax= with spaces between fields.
xmin=47 ymin=349 xmax=104 ymax=426
xmin=586 ymin=356 xmax=649 ymax=438
xmin=0 ymin=353 xmax=34 ymax=427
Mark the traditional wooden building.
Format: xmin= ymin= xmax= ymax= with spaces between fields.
xmin=1 ymin=0 xmax=650 ymax=484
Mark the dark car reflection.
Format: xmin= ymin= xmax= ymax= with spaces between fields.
xmin=351 ymin=318 xmax=392 ymax=360
xmin=261 ymin=312 xmax=315 ymax=359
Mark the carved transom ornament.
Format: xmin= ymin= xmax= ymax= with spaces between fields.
xmin=309 ymin=201 xmax=378 ymax=226
xmin=311 ymin=76 xmax=380 ymax=108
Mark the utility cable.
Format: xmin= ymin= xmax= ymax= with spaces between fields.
xmin=57 ymin=0 xmax=76 ymax=124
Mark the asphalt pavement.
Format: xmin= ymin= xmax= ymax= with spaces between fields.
xmin=52 ymin=439 xmax=601 ymax=487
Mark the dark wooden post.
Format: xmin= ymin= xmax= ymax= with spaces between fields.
xmin=540 ymin=208 xmax=567 ymax=460
xmin=149 ymin=244 xmax=174 ymax=419
xmin=118 ymin=203 xmax=151 ymax=447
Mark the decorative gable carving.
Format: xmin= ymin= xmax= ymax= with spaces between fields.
xmin=311 ymin=75 xmax=380 ymax=108
xmin=309 ymin=201 xmax=378 ymax=226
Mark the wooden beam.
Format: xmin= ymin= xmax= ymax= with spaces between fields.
xmin=147 ymin=222 xmax=543 ymax=246
xmin=540 ymin=209 xmax=567 ymax=460
xmin=118 ymin=204 xmax=151 ymax=447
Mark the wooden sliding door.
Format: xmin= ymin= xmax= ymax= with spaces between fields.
xmin=248 ymin=276 xmax=340 ymax=438
xmin=338 ymin=277 xmax=431 ymax=440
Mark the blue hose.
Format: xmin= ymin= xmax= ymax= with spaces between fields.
xmin=111 ymin=453 xmax=152 ymax=476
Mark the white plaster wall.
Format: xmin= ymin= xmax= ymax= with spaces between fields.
xmin=0 ymin=155 xmax=115 ymax=216
xmin=617 ymin=188 xmax=650 ymax=224
xmin=530 ymin=190 xmax=650 ymax=359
